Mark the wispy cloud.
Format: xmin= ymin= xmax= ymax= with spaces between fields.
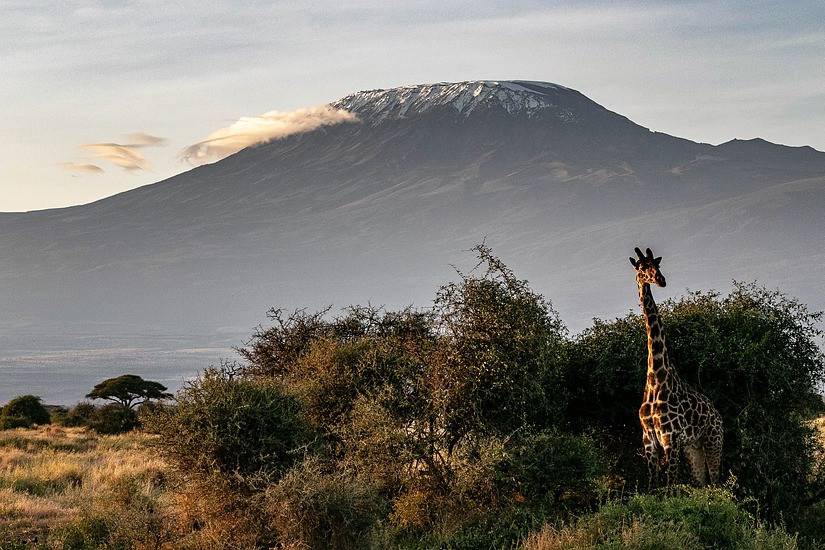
xmin=61 ymin=162 xmax=104 ymax=175
xmin=125 ymin=132 xmax=166 ymax=146
xmin=181 ymin=105 xmax=358 ymax=165
xmin=81 ymin=133 xmax=166 ymax=171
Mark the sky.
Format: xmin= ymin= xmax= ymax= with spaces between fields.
xmin=1 ymin=0 xmax=823 ymax=212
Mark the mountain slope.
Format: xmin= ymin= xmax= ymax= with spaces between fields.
xmin=1 ymin=79 xmax=823 ymax=347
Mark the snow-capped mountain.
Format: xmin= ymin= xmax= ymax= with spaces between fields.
xmin=334 ymin=80 xmax=580 ymax=122
xmin=1 ymin=80 xmax=824 ymax=402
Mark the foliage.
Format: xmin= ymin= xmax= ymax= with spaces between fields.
xmin=520 ymin=486 xmax=799 ymax=550
xmin=263 ymin=456 xmax=388 ymax=549
xmin=143 ymin=367 xmax=315 ymax=488
xmin=58 ymin=402 xmax=97 ymax=428
xmin=86 ymin=374 xmax=172 ymax=409
xmin=50 ymin=401 xmax=138 ymax=434
xmin=0 ymin=395 xmax=50 ymax=430
xmin=242 ymin=305 xmax=437 ymax=425
xmin=239 ymin=307 xmax=336 ymax=378
xmin=796 ymin=501 xmax=825 ymax=550
xmin=243 ymin=304 xmax=446 ymax=488
xmin=386 ymin=431 xmax=607 ymax=549
xmin=500 ymin=430 xmax=607 ymax=506
xmin=434 ymin=243 xmax=568 ymax=440
xmin=0 ymin=416 xmax=33 ymax=430
xmin=87 ymin=403 xmax=139 ymax=434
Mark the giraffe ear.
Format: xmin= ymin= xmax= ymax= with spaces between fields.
xmin=654 ymin=257 xmax=662 ymax=266
xmin=629 ymin=257 xmax=638 ymax=267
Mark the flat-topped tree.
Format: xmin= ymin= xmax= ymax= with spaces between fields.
xmin=86 ymin=374 xmax=171 ymax=410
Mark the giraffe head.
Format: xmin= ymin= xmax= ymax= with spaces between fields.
xmin=629 ymin=247 xmax=666 ymax=287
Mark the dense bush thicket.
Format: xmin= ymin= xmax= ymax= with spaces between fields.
xmin=0 ymin=395 xmax=51 ymax=429
xmin=49 ymin=401 xmax=140 ymax=434
xmin=144 ymin=370 xmax=315 ymax=488
xmin=145 ymin=245 xmax=825 ymax=549
xmin=56 ymin=402 xmax=96 ymax=427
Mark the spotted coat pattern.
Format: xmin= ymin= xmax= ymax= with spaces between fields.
xmin=632 ymin=248 xmax=724 ymax=487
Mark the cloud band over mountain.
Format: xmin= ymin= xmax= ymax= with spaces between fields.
xmin=180 ymin=105 xmax=358 ymax=165
xmin=61 ymin=162 xmax=104 ymax=175
xmin=80 ymin=133 xmax=167 ymax=172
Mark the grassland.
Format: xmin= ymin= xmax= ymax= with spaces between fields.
xmin=0 ymin=426 xmax=171 ymax=548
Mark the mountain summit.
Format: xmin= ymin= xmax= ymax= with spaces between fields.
xmin=1 ymin=80 xmax=824 ymax=402
xmin=333 ymin=80 xmax=585 ymax=122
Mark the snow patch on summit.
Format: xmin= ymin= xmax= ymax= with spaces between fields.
xmin=333 ymin=80 xmax=578 ymax=124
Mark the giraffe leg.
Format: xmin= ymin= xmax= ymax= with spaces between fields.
xmin=704 ymin=427 xmax=723 ymax=485
xmin=642 ymin=431 xmax=661 ymax=490
xmin=662 ymin=443 xmax=680 ymax=488
xmin=684 ymin=444 xmax=707 ymax=486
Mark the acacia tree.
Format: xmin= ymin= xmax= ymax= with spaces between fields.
xmin=86 ymin=374 xmax=172 ymax=409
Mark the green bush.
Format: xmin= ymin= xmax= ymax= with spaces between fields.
xmin=793 ymin=499 xmax=825 ymax=549
xmin=243 ymin=305 xmax=445 ymax=493
xmin=264 ymin=457 xmax=388 ymax=549
xmin=59 ymin=402 xmax=97 ymax=428
xmin=240 ymin=307 xmax=337 ymax=379
xmin=564 ymin=283 xmax=825 ymax=518
xmin=87 ymin=403 xmax=138 ymax=434
xmin=50 ymin=401 xmax=137 ymax=433
xmin=502 ymin=430 xmax=606 ymax=506
xmin=49 ymin=405 xmax=69 ymax=425
xmin=144 ymin=368 xmax=315 ymax=488
xmin=243 ymin=305 xmax=437 ymax=428
xmin=434 ymin=244 xmax=568 ymax=440
xmin=57 ymin=515 xmax=112 ymax=550
xmin=383 ymin=431 xmax=606 ymax=548
xmin=520 ymin=487 xmax=798 ymax=550
xmin=0 ymin=395 xmax=50 ymax=430
xmin=0 ymin=415 xmax=33 ymax=430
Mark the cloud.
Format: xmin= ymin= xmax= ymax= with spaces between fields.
xmin=181 ymin=105 xmax=358 ymax=165
xmin=81 ymin=143 xmax=149 ymax=171
xmin=125 ymin=132 xmax=167 ymax=146
xmin=61 ymin=162 xmax=104 ymax=175
xmin=81 ymin=133 xmax=166 ymax=171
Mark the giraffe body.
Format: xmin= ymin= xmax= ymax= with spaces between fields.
xmin=630 ymin=247 xmax=723 ymax=487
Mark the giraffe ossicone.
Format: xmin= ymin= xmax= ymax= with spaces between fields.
xmin=631 ymin=246 xmax=723 ymax=488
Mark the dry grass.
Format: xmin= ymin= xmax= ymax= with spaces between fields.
xmin=518 ymin=518 xmax=702 ymax=550
xmin=0 ymin=425 xmax=171 ymax=547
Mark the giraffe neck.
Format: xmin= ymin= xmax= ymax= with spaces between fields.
xmin=638 ymin=282 xmax=679 ymax=390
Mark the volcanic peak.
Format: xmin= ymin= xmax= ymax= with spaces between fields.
xmin=332 ymin=80 xmax=580 ymax=124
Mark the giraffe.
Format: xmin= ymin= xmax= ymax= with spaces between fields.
xmin=630 ymin=247 xmax=723 ymax=488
